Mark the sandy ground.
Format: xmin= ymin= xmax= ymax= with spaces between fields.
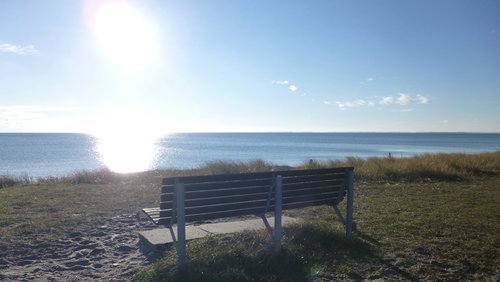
xmin=0 ymin=214 xmax=158 ymax=281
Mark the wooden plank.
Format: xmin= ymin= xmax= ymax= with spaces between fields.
xmin=281 ymin=193 xmax=340 ymax=205
xmin=182 ymin=185 xmax=271 ymax=200
xmin=162 ymin=178 xmax=272 ymax=194
xmin=161 ymin=180 xmax=272 ymax=195
xmin=161 ymin=187 xmax=270 ymax=209
xmin=159 ymin=208 xmax=173 ymax=218
xmin=282 ymin=187 xmax=341 ymax=198
xmin=158 ymin=217 xmax=173 ymax=225
xmin=183 ymin=192 xmax=269 ymax=208
xmin=184 ymin=199 xmax=268 ymax=216
xmin=282 ymin=173 xmax=345 ymax=184
xmin=184 ymin=206 xmax=265 ymax=222
xmin=162 ymin=171 xmax=273 ymax=185
xmin=276 ymin=167 xmax=350 ymax=177
xmin=282 ymin=180 xmax=344 ymax=191
xmin=281 ymin=198 xmax=336 ymax=210
xmin=182 ymin=178 xmax=272 ymax=192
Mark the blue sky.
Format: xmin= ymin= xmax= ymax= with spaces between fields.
xmin=1 ymin=0 xmax=499 ymax=133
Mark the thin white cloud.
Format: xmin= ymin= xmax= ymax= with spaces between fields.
xmin=415 ymin=94 xmax=429 ymax=104
xmin=0 ymin=105 xmax=78 ymax=129
xmin=289 ymin=85 xmax=298 ymax=92
xmin=273 ymin=80 xmax=289 ymax=85
xmin=323 ymin=101 xmax=331 ymax=105
xmin=335 ymin=99 xmax=371 ymax=110
xmin=359 ymin=77 xmax=374 ymax=85
xmin=390 ymin=109 xmax=413 ymax=112
xmin=335 ymin=93 xmax=429 ymax=111
xmin=379 ymin=93 xmax=429 ymax=106
xmin=0 ymin=43 xmax=39 ymax=55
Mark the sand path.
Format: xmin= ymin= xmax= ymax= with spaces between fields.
xmin=0 ymin=214 xmax=157 ymax=281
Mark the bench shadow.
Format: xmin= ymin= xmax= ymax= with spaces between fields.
xmin=140 ymin=221 xmax=418 ymax=282
xmin=352 ymin=229 xmax=419 ymax=282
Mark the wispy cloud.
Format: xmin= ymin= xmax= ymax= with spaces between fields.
xmin=415 ymin=94 xmax=429 ymax=104
xmin=379 ymin=93 xmax=429 ymax=105
xmin=390 ymin=109 xmax=413 ymax=112
xmin=272 ymin=80 xmax=289 ymax=85
xmin=273 ymin=79 xmax=299 ymax=93
xmin=0 ymin=43 xmax=39 ymax=55
xmin=0 ymin=105 xmax=78 ymax=129
xmin=334 ymin=93 xmax=430 ymax=110
xmin=359 ymin=77 xmax=375 ymax=85
xmin=335 ymin=99 xmax=374 ymax=110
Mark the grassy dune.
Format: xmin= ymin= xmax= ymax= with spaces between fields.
xmin=1 ymin=152 xmax=499 ymax=281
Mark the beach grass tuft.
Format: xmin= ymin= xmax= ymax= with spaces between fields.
xmin=302 ymin=151 xmax=500 ymax=182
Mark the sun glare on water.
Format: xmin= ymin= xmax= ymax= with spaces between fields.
xmin=93 ymin=107 xmax=162 ymax=173
xmin=97 ymin=132 xmax=159 ymax=173
xmin=91 ymin=1 xmax=158 ymax=71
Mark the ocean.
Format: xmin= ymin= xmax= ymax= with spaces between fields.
xmin=1 ymin=133 xmax=499 ymax=177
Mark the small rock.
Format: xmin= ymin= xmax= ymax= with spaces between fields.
xmin=88 ymin=248 xmax=105 ymax=256
xmin=64 ymin=259 xmax=90 ymax=268
xmin=17 ymin=260 xmax=35 ymax=266
xmin=68 ymin=232 xmax=82 ymax=238
xmin=117 ymin=245 xmax=134 ymax=253
xmin=0 ymin=258 xmax=10 ymax=266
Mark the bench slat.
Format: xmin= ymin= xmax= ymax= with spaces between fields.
xmin=184 ymin=207 xmax=267 ymax=222
xmin=162 ymin=178 xmax=273 ymax=193
xmin=281 ymin=193 xmax=340 ymax=205
xmin=282 ymin=198 xmax=337 ymax=210
xmin=277 ymin=167 xmax=351 ymax=177
xmin=183 ymin=192 xmax=269 ymax=208
xmin=162 ymin=171 xmax=273 ymax=185
xmin=184 ymin=199 xmax=268 ymax=216
xmin=161 ymin=185 xmax=271 ymax=203
xmin=282 ymin=174 xmax=345 ymax=184
xmin=282 ymin=186 xmax=342 ymax=198
xmin=282 ymin=179 xmax=343 ymax=191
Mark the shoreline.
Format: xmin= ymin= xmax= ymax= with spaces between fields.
xmin=1 ymin=150 xmax=500 ymax=184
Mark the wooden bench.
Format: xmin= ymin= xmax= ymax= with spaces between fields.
xmin=142 ymin=167 xmax=354 ymax=269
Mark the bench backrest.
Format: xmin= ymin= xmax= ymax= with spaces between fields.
xmin=158 ymin=167 xmax=353 ymax=226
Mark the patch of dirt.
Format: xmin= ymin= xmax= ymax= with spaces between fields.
xmin=0 ymin=214 xmax=158 ymax=281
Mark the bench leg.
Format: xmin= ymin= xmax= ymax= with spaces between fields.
xmin=273 ymin=175 xmax=283 ymax=252
xmin=175 ymin=181 xmax=187 ymax=271
xmin=346 ymin=170 xmax=354 ymax=240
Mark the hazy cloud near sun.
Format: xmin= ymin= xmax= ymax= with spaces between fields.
xmin=0 ymin=105 xmax=77 ymax=129
xmin=0 ymin=43 xmax=39 ymax=55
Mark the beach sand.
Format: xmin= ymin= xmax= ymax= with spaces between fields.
xmin=0 ymin=213 xmax=157 ymax=281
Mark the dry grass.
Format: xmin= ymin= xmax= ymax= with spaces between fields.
xmin=302 ymin=151 xmax=500 ymax=182
xmin=1 ymin=152 xmax=499 ymax=281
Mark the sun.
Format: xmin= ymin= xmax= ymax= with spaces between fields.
xmin=92 ymin=1 xmax=158 ymax=71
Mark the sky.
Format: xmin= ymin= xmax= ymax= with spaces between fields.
xmin=1 ymin=0 xmax=499 ymax=134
